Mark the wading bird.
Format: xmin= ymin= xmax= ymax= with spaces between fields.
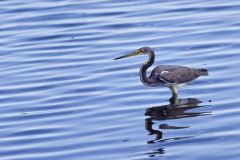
xmin=114 ymin=47 xmax=208 ymax=100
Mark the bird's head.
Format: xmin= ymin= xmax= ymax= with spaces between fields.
xmin=114 ymin=47 xmax=153 ymax=60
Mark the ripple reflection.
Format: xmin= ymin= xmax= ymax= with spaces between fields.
xmin=145 ymin=98 xmax=211 ymax=145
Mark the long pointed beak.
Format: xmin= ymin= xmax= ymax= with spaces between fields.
xmin=114 ymin=51 xmax=139 ymax=60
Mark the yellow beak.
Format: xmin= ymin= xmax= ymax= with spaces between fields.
xmin=114 ymin=50 xmax=142 ymax=60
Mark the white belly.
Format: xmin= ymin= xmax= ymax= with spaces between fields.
xmin=161 ymin=82 xmax=186 ymax=88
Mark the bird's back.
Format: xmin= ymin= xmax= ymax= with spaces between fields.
xmin=150 ymin=65 xmax=208 ymax=84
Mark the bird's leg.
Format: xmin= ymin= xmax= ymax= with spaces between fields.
xmin=169 ymin=85 xmax=178 ymax=104
xmin=170 ymin=85 xmax=178 ymax=96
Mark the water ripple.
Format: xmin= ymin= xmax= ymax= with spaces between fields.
xmin=0 ymin=0 xmax=240 ymax=160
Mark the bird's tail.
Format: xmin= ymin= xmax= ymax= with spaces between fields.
xmin=197 ymin=69 xmax=208 ymax=76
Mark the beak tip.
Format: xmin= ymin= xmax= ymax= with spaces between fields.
xmin=114 ymin=56 xmax=123 ymax=60
xmin=114 ymin=51 xmax=138 ymax=61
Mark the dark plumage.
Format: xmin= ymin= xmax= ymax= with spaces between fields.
xmin=114 ymin=47 xmax=208 ymax=99
xmin=150 ymin=65 xmax=208 ymax=84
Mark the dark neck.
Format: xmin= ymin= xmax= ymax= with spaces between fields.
xmin=140 ymin=50 xmax=157 ymax=86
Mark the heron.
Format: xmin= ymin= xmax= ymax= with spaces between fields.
xmin=114 ymin=47 xmax=208 ymax=100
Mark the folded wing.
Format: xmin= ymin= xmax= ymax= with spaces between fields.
xmin=151 ymin=65 xmax=201 ymax=84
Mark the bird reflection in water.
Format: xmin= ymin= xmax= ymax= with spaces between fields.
xmin=145 ymin=97 xmax=211 ymax=144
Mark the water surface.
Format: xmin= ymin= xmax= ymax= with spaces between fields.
xmin=1 ymin=0 xmax=240 ymax=160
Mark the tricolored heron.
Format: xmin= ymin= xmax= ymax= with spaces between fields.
xmin=114 ymin=47 xmax=208 ymax=99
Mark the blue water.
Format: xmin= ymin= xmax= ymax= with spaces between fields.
xmin=1 ymin=0 xmax=240 ymax=159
